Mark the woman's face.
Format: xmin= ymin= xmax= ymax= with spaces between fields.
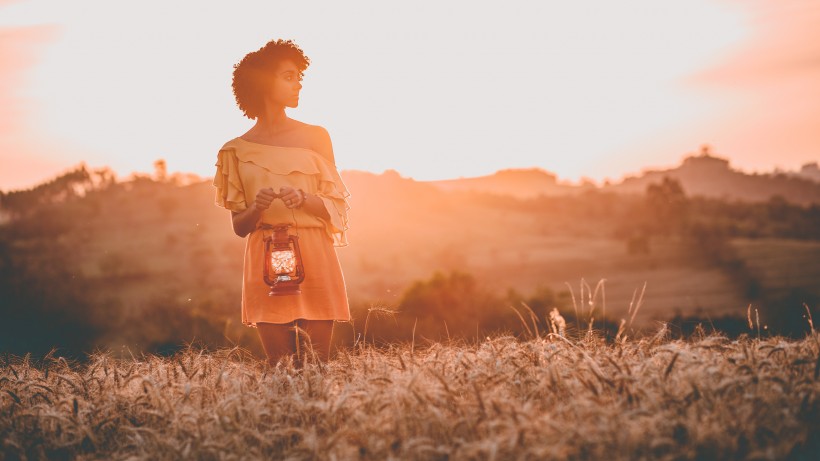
xmin=265 ymin=59 xmax=303 ymax=109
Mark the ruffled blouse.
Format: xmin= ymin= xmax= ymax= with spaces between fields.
xmin=213 ymin=137 xmax=350 ymax=247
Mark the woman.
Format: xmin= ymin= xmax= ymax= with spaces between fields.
xmin=213 ymin=39 xmax=350 ymax=366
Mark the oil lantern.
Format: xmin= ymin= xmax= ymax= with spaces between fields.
xmin=263 ymin=224 xmax=305 ymax=296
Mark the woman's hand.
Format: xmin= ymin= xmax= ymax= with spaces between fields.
xmin=231 ymin=187 xmax=276 ymax=237
xmin=253 ymin=187 xmax=278 ymax=210
xmin=279 ymin=186 xmax=305 ymax=209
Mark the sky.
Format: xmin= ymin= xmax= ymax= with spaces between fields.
xmin=1 ymin=0 xmax=818 ymax=190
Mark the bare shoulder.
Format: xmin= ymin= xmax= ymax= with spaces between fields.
xmin=301 ymin=123 xmax=336 ymax=165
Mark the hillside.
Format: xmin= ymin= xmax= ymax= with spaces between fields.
xmin=426 ymin=168 xmax=585 ymax=199
xmin=419 ymin=148 xmax=820 ymax=205
xmin=610 ymin=151 xmax=820 ymax=205
xmin=1 ymin=165 xmax=819 ymax=357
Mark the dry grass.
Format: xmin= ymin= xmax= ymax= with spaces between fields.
xmin=2 ymin=329 xmax=819 ymax=461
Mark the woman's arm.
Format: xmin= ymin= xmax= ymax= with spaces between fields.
xmin=231 ymin=187 xmax=278 ymax=237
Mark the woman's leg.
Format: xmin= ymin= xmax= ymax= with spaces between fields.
xmin=297 ymin=320 xmax=334 ymax=363
xmin=256 ymin=322 xmax=296 ymax=367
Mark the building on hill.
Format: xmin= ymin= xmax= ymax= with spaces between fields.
xmin=679 ymin=145 xmax=730 ymax=171
xmin=680 ymin=152 xmax=731 ymax=172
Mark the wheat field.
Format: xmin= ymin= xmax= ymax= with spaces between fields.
xmin=1 ymin=328 xmax=819 ymax=461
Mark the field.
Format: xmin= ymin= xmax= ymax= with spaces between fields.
xmin=3 ymin=169 xmax=819 ymax=459
xmin=732 ymin=239 xmax=820 ymax=300
xmin=2 ymin=329 xmax=819 ymax=460
xmin=66 ymin=180 xmax=761 ymax=337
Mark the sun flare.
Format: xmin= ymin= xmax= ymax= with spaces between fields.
xmin=0 ymin=0 xmax=818 ymax=190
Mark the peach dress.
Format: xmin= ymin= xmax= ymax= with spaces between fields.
xmin=213 ymin=137 xmax=351 ymax=326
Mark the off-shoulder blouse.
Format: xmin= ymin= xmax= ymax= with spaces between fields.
xmin=213 ymin=137 xmax=350 ymax=247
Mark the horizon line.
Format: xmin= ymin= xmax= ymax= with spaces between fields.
xmin=3 ymin=153 xmax=818 ymax=194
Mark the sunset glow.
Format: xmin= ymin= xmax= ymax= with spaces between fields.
xmin=1 ymin=0 xmax=818 ymax=190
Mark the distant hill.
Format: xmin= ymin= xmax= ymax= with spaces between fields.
xmin=424 ymin=168 xmax=587 ymax=199
xmin=607 ymin=148 xmax=820 ymax=205
xmin=414 ymin=148 xmax=820 ymax=205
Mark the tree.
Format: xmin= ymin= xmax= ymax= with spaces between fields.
xmin=153 ymin=159 xmax=168 ymax=182
xmin=0 ymin=165 xmax=93 ymax=219
xmin=394 ymin=271 xmax=519 ymax=341
xmin=645 ymin=176 xmax=689 ymax=235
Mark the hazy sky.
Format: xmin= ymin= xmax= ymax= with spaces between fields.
xmin=1 ymin=0 xmax=818 ymax=190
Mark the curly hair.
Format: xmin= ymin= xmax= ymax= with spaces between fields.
xmin=232 ymin=39 xmax=310 ymax=119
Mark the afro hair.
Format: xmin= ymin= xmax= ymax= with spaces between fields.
xmin=232 ymin=39 xmax=310 ymax=119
